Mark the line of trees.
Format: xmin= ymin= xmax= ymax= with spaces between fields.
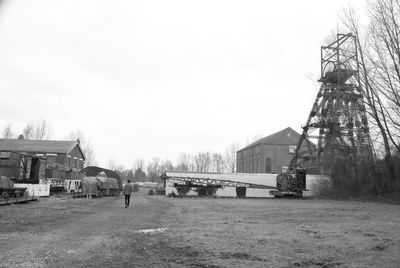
xmin=2 ymin=119 xmax=53 ymax=140
xmin=107 ymin=143 xmax=239 ymax=183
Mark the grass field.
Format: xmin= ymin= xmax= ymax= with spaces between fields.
xmin=1 ymin=191 xmax=400 ymax=267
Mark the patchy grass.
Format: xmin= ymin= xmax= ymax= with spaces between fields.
xmin=1 ymin=193 xmax=400 ymax=267
xmin=157 ymin=196 xmax=400 ymax=267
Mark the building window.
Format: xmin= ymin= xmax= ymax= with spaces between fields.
xmin=46 ymin=154 xmax=57 ymax=165
xmin=289 ymin=145 xmax=296 ymax=154
xmin=0 ymin=152 xmax=10 ymax=159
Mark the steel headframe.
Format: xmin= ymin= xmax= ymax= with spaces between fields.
xmin=289 ymin=33 xmax=373 ymax=172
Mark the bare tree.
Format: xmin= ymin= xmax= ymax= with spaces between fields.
xmin=211 ymin=153 xmax=224 ymax=173
xmin=23 ymin=119 xmax=53 ymax=140
xmin=176 ymin=153 xmax=191 ymax=171
xmin=2 ymin=124 xmax=14 ymax=139
xmin=194 ymin=152 xmax=211 ymax=172
xmin=341 ymin=8 xmax=391 ymax=155
xmin=342 ymin=1 xmax=400 ymax=179
xmin=108 ymin=158 xmax=117 ymax=170
xmin=66 ymin=129 xmax=96 ymax=166
xmin=160 ymin=159 xmax=174 ymax=172
xmin=22 ymin=123 xmax=34 ymax=140
xmin=224 ymin=143 xmax=239 ymax=173
xmin=114 ymin=164 xmax=125 ymax=174
xmin=147 ymin=158 xmax=161 ymax=182
xmin=133 ymin=158 xmax=145 ymax=171
xmin=368 ymin=0 xmax=400 ymax=152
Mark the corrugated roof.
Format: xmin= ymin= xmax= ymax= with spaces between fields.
xmin=238 ymin=127 xmax=315 ymax=152
xmin=0 ymin=139 xmax=79 ymax=155
xmin=81 ymin=166 xmax=123 ymax=190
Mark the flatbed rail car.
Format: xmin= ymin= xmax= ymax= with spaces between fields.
xmin=0 ymin=177 xmax=41 ymax=205
xmin=0 ymin=186 xmax=26 ymax=204
xmin=0 ymin=189 xmax=39 ymax=205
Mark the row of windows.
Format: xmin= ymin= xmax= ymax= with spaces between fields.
xmin=238 ymin=157 xmax=272 ymax=173
xmin=34 ymin=153 xmax=84 ymax=169
xmin=239 ymin=145 xmax=298 ymax=157
xmin=41 ymin=154 xmax=83 ymax=169
xmin=66 ymin=156 xmax=84 ymax=169
xmin=0 ymin=152 xmax=11 ymax=159
xmin=238 ymin=160 xmax=288 ymax=173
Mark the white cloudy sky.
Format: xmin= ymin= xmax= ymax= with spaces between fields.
xmin=0 ymin=0 xmax=367 ymax=167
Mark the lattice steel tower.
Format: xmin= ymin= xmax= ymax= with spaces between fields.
xmin=289 ymin=33 xmax=372 ymax=171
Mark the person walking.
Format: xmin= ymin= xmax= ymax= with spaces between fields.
xmin=123 ymin=180 xmax=134 ymax=208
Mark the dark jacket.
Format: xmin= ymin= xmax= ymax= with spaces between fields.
xmin=123 ymin=183 xmax=134 ymax=195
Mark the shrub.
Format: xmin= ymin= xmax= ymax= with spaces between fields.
xmin=315 ymin=156 xmax=400 ymax=202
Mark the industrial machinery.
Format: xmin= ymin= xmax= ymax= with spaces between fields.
xmin=269 ymin=168 xmax=306 ymax=198
xmin=0 ymin=151 xmax=44 ymax=204
xmin=270 ymin=33 xmax=372 ymax=198
xmin=0 ymin=176 xmax=27 ymax=205
xmin=160 ymin=172 xmax=277 ymax=197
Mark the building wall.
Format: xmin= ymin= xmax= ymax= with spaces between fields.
xmin=237 ymin=142 xmax=317 ymax=174
xmin=0 ymin=152 xmax=20 ymax=179
xmin=54 ymin=146 xmax=84 ymax=170
xmin=45 ymin=146 xmax=85 ymax=180
xmin=67 ymin=145 xmax=85 ymax=169
xmin=263 ymin=144 xmax=274 ymax=173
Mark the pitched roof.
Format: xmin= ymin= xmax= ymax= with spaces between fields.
xmin=238 ymin=127 xmax=315 ymax=152
xmin=0 ymin=139 xmax=84 ymax=158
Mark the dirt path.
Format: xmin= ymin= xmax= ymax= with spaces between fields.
xmin=0 ymin=192 xmax=176 ymax=267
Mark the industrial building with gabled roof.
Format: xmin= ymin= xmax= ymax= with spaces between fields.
xmin=236 ymin=127 xmax=319 ymax=174
xmin=0 ymin=138 xmax=85 ymax=182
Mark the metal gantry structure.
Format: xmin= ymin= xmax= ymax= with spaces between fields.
xmin=161 ymin=174 xmax=276 ymax=189
xmin=161 ymin=173 xmax=277 ymax=197
xmin=289 ymin=33 xmax=372 ymax=170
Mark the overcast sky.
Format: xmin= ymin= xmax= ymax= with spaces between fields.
xmin=0 ymin=0 xmax=367 ymax=168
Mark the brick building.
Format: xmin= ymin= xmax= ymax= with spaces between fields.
xmin=236 ymin=127 xmax=318 ymax=174
xmin=0 ymin=139 xmax=85 ymax=182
